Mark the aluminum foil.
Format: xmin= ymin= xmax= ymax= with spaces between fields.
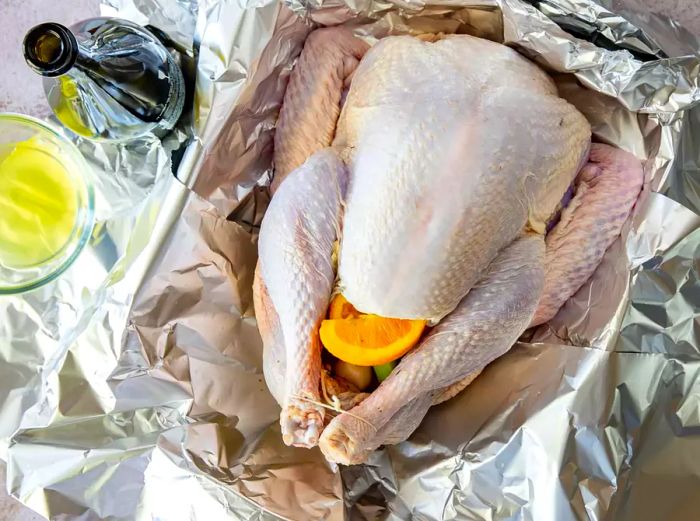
xmin=2 ymin=0 xmax=700 ymax=519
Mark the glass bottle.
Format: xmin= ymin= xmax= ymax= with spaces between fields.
xmin=23 ymin=18 xmax=185 ymax=142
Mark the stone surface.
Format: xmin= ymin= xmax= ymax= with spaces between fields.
xmin=0 ymin=0 xmax=99 ymax=117
xmin=0 ymin=463 xmax=42 ymax=521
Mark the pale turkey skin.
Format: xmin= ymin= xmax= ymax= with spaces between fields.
xmin=334 ymin=35 xmax=590 ymax=322
xmin=255 ymin=28 xmax=643 ymax=464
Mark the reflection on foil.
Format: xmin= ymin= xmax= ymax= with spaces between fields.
xmin=659 ymin=105 xmax=700 ymax=216
xmin=526 ymin=0 xmax=668 ymax=59
xmin=0 ymin=137 xmax=176 ymax=456
xmin=619 ymin=226 xmax=700 ymax=357
xmin=597 ymin=0 xmax=700 ymax=56
xmin=2 ymin=0 xmax=700 ymax=519
xmin=343 ymin=344 xmax=700 ymax=521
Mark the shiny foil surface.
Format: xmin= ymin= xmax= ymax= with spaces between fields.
xmin=2 ymin=0 xmax=700 ymax=519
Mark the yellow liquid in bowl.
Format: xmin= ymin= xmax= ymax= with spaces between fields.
xmin=0 ymin=138 xmax=79 ymax=268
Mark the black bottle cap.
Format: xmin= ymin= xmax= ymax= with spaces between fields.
xmin=24 ymin=23 xmax=79 ymax=77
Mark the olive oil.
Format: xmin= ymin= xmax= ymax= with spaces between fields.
xmin=0 ymin=138 xmax=79 ymax=268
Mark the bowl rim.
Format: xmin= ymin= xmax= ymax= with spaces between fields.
xmin=0 ymin=112 xmax=96 ymax=295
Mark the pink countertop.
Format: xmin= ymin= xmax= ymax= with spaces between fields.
xmin=0 ymin=0 xmax=99 ymax=117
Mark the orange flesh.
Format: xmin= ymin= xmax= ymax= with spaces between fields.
xmin=328 ymin=293 xmax=362 ymax=319
xmin=321 ymin=295 xmax=426 ymax=366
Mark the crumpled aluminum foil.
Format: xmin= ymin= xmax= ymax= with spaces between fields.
xmin=2 ymin=0 xmax=700 ymax=519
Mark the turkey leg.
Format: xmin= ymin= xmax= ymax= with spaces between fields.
xmin=256 ymin=150 xmax=347 ymax=447
xmin=319 ymin=233 xmax=545 ymax=464
xmin=532 ymin=143 xmax=643 ymax=326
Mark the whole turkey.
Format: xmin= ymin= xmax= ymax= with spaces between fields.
xmin=253 ymin=28 xmax=643 ymax=464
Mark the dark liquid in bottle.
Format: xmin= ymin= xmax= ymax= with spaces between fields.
xmin=24 ymin=18 xmax=185 ymax=141
xmin=76 ymin=21 xmax=174 ymax=123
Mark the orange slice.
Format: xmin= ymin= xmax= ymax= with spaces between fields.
xmin=328 ymin=293 xmax=362 ymax=319
xmin=320 ymin=314 xmax=426 ymax=367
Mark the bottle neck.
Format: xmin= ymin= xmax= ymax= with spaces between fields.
xmin=24 ymin=23 xmax=84 ymax=78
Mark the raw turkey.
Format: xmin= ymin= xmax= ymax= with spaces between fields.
xmin=253 ymin=28 xmax=643 ymax=464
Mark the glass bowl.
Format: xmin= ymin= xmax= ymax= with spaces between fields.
xmin=0 ymin=113 xmax=94 ymax=294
